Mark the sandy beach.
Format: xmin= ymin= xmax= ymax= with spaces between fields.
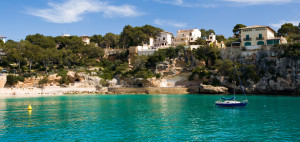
xmin=0 ymin=86 xmax=99 ymax=99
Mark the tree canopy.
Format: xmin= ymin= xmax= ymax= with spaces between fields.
xmin=233 ymin=24 xmax=246 ymax=38
xmin=277 ymin=23 xmax=300 ymax=36
xmin=200 ymin=29 xmax=215 ymax=38
xmin=119 ymin=25 xmax=163 ymax=48
xmin=26 ymin=34 xmax=56 ymax=49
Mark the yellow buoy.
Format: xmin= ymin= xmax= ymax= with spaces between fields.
xmin=28 ymin=110 xmax=32 ymax=116
xmin=28 ymin=105 xmax=32 ymax=110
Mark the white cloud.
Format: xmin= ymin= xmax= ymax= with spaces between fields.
xmin=155 ymin=0 xmax=183 ymax=5
xmin=27 ymin=0 xmax=141 ymax=23
xmin=154 ymin=19 xmax=187 ymax=28
xmin=270 ymin=20 xmax=300 ymax=29
xmin=154 ymin=0 xmax=218 ymax=7
xmin=223 ymin=0 xmax=293 ymax=5
xmin=155 ymin=0 xmax=297 ymax=7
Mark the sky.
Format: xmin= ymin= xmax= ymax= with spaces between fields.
xmin=0 ymin=0 xmax=300 ymax=41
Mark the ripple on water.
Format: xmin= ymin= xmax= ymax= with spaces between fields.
xmin=0 ymin=95 xmax=300 ymax=141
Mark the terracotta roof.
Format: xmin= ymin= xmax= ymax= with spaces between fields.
xmin=239 ymin=25 xmax=276 ymax=33
xmin=0 ymin=36 xmax=6 ymax=38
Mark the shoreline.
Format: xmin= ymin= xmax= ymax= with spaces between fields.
xmin=0 ymin=86 xmax=299 ymax=99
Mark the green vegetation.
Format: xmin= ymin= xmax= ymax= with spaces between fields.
xmin=6 ymin=75 xmax=25 ymax=86
xmin=57 ymin=69 xmax=70 ymax=85
xmin=1 ymin=23 xmax=299 ymax=88
xmin=276 ymin=42 xmax=300 ymax=57
xmin=193 ymin=45 xmax=221 ymax=67
xmin=189 ymin=66 xmax=211 ymax=81
xmin=119 ymin=25 xmax=163 ymax=48
xmin=233 ymin=24 xmax=246 ymax=38
xmin=225 ymin=37 xmax=241 ymax=47
xmin=200 ymin=29 xmax=215 ymax=38
xmin=38 ymin=76 xmax=49 ymax=87
xmin=277 ymin=23 xmax=300 ymax=37
xmin=214 ymin=59 xmax=260 ymax=84
xmin=146 ymin=46 xmax=184 ymax=68
xmin=216 ymin=35 xmax=226 ymax=42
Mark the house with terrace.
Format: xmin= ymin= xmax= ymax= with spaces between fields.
xmin=153 ymin=31 xmax=173 ymax=49
xmin=239 ymin=25 xmax=287 ymax=50
xmin=80 ymin=35 xmax=90 ymax=45
xmin=173 ymin=28 xmax=201 ymax=46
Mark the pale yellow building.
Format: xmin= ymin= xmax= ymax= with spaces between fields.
xmin=240 ymin=25 xmax=287 ymax=47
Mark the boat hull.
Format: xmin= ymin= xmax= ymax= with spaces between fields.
xmin=215 ymin=102 xmax=247 ymax=107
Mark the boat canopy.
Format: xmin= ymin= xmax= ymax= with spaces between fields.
xmin=221 ymin=97 xmax=235 ymax=100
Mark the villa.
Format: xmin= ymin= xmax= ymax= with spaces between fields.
xmin=239 ymin=25 xmax=287 ymax=49
xmin=0 ymin=35 xmax=6 ymax=43
xmin=173 ymin=29 xmax=201 ymax=46
xmin=80 ymin=35 xmax=90 ymax=45
xmin=153 ymin=31 xmax=173 ymax=49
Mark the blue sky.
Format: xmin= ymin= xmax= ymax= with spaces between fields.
xmin=1 ymin=0 xmax=300 ymax=41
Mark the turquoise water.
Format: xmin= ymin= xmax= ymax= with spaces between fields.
xmin=0 ymin=94 xmax=300 ymax=141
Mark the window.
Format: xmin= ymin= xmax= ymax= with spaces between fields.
xmin=257 ymin=41 xmax=264 ymax=45
xmin=190 ymin=33 xmax=192 ymax=36
xmin=259 ymin=34 xmax=262 ymax=39
xmin=163 ymin=37 xmax=165 ymax=40
xmin=246 ymin=35 xmax=249 ymax=39
xmin=244 ymin=42 xmax=251 ymax=46
xmin=191 ymin=38 xmax=193 ymax=41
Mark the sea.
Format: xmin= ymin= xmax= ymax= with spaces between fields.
xmin=0 ymin=94 xmax=299 ymax=141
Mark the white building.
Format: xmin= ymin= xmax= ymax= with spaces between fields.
xmin=153 ymin=32 xmax=173 ymax=48
xmin=80 ymin=35 xmax=90 ymax=45
xmin=173 ymin=28 xmax=201 ymax=46
xmin=129 ymin=44 xmax=157 ymax=56
xmin=206 ymin=33 xmax=216 ymax=43
xmin=0 ymin=35 xmax=6 ymax=43
xmin=62 ymin=33 xmax=70 ymax=37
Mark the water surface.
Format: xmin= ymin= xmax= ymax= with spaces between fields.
xmin=0 ymin=94 xmax=299 ymax=141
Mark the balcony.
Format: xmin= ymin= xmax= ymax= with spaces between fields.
xmin=256 ymin=37 xmax=264 ymax=40
xmin=244 ymin=38 xmax=252 ymax=41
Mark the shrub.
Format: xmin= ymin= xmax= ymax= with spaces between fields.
xmin=38 ymin=76 xmax=48 ymax=87
xmin=6 ymin=75 xmax=18 ymax=86
xmin=211 ymin=77 xmax=221 ymax=86
xmin=155 ymin=73 xmax=161 ymax=79
xmin=57 ymin=69 xmax=69 ymax=85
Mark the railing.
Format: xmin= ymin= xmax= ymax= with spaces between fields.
xmin=256 ymin=37 xmax=264 ymax=40
xmin=243 ymin=38 xmax=252 ymax=41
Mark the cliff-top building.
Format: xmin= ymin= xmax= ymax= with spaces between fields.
xmin=80 ymin=35 xmax=90 ymax=45
xmin=239 ymin=25 xmax=287 ymax=47
xmin=173 ymin=28 xmax=201 ymax=46
xmin=153 ymin=31 xmax=173 ymax=49
xmin=0 ymin=35 xmax=6 ymax=43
